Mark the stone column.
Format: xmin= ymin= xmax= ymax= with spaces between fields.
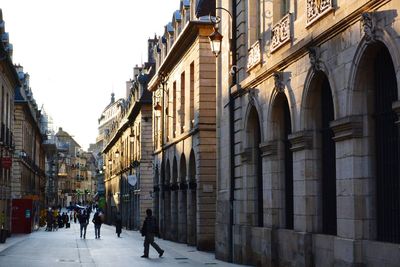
xmin=178 ymin=181 xmax=188 ymax=243
xmin=170 ymin=182 xmax=179 ymax=241
xmin=330 ymin=115 xmax=366 ymax=266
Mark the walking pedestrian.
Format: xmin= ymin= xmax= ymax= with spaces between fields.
xmin=78 ymin=210 xmax=89 ymax=239
xmin=92 ymin=210 xmax=103 ymax=239
xmin=115 ymin=212 xmax=122 ymax=237
xmin=140 ymin=209 xmax=164 ymax=258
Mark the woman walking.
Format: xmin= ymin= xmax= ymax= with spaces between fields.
xmin=115 ymin=212 xmax=122 ymax=237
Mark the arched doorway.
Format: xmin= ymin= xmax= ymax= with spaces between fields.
xmin=165 ymin=160 xmax=172 ymax=240
xmin=373 ymin=45 xmax=399 ymax=243
xmin=306 ymin=71 xmax=336 ymax=235
xmin=246 ymin=106 xmax=263 ymax=227
xmin=271 ymin=92 xmax=293 ymax=229
xmin=171 ymin=157 xmax=178 ymax=241
xmin=178 ymin=154 xmax=188 ymax=243
xmin=187 ymin=150 xmax=197 ymax=246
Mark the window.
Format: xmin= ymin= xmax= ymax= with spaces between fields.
xmin=180 ymin=72 xmax=185 ymax=133
xmin=190 ymin=62 xmax=195 ymax=128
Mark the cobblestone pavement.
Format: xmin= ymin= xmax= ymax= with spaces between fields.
xmin=0 ymin=217 xmax=251 ymax=267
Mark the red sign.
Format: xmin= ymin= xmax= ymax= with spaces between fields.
xmin=1 ymin=157 xmax=12 ymax=169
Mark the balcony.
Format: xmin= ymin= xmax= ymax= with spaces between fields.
xmin=306 ymin=0 xmax=334 ymax=27
xmin=270 ymin=13 xmax=291 ymax=53
xmin=247 ymin=40 xmax=261 ymax=72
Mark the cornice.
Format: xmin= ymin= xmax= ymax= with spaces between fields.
xmin=148 ymin=20 xmax=214 ymax=91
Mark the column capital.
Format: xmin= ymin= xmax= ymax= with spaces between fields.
xmin=288 ymin=131 xmax=313 ymax=151
xmin=330 ymin=115 xmax=363 ymax=142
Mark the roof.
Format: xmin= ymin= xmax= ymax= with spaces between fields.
xmin=195 ymin=0 xmax=216 ymax=18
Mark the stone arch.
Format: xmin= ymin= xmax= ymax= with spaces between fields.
xmin=171 ymin=156 xmax=179 ymax=241
xmin=187 ymin=149 xmax=197 ymax=246
xmin=350 ymin=40 xmax=400 ymax=243
xmin=178 ymin=153 xmax=188 ymax=243
xmin=179 ymin=154 xmax=187 ymax=183
xmin=348 ymin=23 xmax=400 ymax=115
xmin=268 ymin=91 xmax=293 ymax=229
xmin=301 ymin=70 xmax=337 ymax=234
xmin=164 ymin=159 xmax=172 ymax=240
xmin=243 ymin=89 xmax=264 ymax=143
xmin=300 ymin=61 xmax=339 ymax=130
xmin=243 ymin=105 xmax=263 ymax=227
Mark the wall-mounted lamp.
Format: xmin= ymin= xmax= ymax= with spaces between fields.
xmin=108 ymin=159 xmax=112 ymax=165
xmin=209 ymin=26 xmax=223 ymax=57
xmin=130 ymin=133 xmax=135 ymax=143
xmin=115 ymin=150 xmax=120 ymax=158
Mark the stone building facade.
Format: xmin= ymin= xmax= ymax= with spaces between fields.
xmin=103 ymin=53 xmax=155 ymax=229
xmin=0 ymin=9 xmax=18 ymax=233
xmin=215 ymin=0 xmax=400 ymax=266
xmin=12 ymin=65 xmax=46 ymax=231
xmin=149 ymin=0 xmax=217 ymax=251
xmin=55 ymin=127 xmax=81 ymax=207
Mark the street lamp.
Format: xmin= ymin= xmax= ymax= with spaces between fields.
xmin=209 ymin=27 xmax=223 ymax=57
xmin=208 ymin=5 xmax=237 ymax=263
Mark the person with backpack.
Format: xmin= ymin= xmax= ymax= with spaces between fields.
xmin=140 ymin=209 xmax=164 ymax=258
xmin=78 ymin=210 xmax=89 ymax=238
xmin=92 ymin=210 xmax=103 ymax=239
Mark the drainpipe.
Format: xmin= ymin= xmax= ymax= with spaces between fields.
xmin=229 ymin=0 xmax=237 ymax=263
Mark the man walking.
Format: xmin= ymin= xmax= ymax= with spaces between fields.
xmin=78 ymin=210 xmax=89 ymax=239
xmin=140 ymin=209 xmax=164 ymax=258
xmin=92 ymin=210 xmax=103 ymax=239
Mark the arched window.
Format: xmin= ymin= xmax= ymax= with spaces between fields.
xmin=247 ymin=107 xmax=263 ymax=227
xmin=374 ymin=47 xmax=399 ymax=243
xmin=320 ymin=75 xmax=336 ymax=235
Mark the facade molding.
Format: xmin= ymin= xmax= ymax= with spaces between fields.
xmin=330 ymin=115 xmax=363 ymax=142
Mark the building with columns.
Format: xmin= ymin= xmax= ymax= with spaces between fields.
xmin=215 ymin=0 xmax=400 ymax=266
xmin=148 ymin=0 xmax=217 ymax=251
xmin=103 ymin=47 xmax=155 ymax=229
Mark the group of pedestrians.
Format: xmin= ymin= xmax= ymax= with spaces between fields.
xmin=47 ymin=205 xmax=164 ymax=259
xmin=45 ymin=207 xmax=70 ymax=231
xmin=77 ymin=207 xmax=104 ymax=239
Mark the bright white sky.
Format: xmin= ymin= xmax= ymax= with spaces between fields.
xmin=1 ymin=0 xmax=178 ymax=150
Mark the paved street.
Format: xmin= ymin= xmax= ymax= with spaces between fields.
xmin=0 ymin=218 xmax=248 ymax=267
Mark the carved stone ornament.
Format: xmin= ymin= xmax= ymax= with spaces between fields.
xmin=271 ymin=13 xmax=291 ymax=53
xmin=308 ymin=46 xmax=322 ymax=71
xmin=248 ymin=89 xmax=257 ymax=107
xmin=361 ymin=12 xmax=376 ymax=44
xmin=247 ymin=41 xmax=261 ymax=71
xmin=307 ymin=0 xmax=334 ymax=26
xmin=273 ymin=72 xmax=285 ymax=93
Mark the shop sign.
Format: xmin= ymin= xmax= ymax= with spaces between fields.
xmin=1 ymin=157 xmax=12 ymax=169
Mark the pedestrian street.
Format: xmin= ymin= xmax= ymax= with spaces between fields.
xmin=0 ymin=219 xmax=249 ymax=267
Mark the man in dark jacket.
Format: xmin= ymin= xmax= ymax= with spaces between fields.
xmin=92 ymin=211 xmax=103 ymax=239
xmin=78 ymin=210 xmax=89 ymax=239
xmin=115 ymin=212 xmax=122 ymax=237
xmin=140 ymin=209 xmax=164 ymax=258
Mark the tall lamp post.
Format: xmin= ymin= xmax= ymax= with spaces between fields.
xmin=208 ymin=5 xmax=237 ymax=263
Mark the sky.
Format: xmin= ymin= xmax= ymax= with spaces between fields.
xmin=1 ymin=0 xmax=179 ymax=150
